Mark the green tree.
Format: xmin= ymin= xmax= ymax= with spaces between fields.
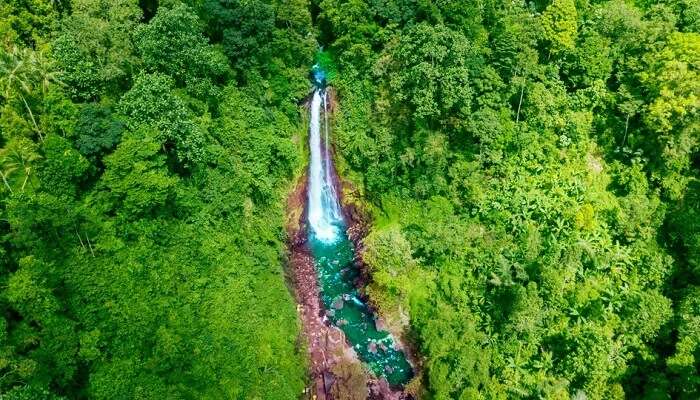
xmin=52 ymin=0 xmax=142 ymax=100
xmin=377 ymin=23 xmax=478 ymax=123
xmin=0 ymin=136 xmax=41 ymax=193
xmin=0 ymin=44 xmax=63 ymax=140
xmin=666 ymin=288 xmax=700 ymax=399
xmin=38 ymin=135 xmax=89 ymax=197
xmin=100 ymin=130 xmax=178 ymax=216
xmin=640 ymin=31 xmax=700 ymax=198
xmin=73 ymin=103 xmax=124 ymax=166
xmin=541 ymin=0 xmax=578 ymax=52
xmin=134 ymin=3 xmax=228 ymax=98
xmin=118 ymin=73 xmax=208 ymax=165
xmin=0 ymin=0 xmax=62 ymax=46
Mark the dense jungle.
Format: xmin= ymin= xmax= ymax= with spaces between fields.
xmin=0 ymin=0 xmax=699 ymax=399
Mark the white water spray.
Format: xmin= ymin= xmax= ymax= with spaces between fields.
xmin=308 ymin=89 xmax=343 ymax=243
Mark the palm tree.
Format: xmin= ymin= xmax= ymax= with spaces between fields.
xmin=0 ymin=45 xmax=64 ymax=141
xmin=28 ymin=46 xmax=64 ymax=96
xmin=0 ymin=138 xmax=42 ymax=193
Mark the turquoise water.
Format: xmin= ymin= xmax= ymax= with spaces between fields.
xmin=306 ymin=74 xmax=413 ymax=386
xmin=308 ymin=229 xmax=413 ymax=386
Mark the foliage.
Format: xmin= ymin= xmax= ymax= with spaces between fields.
xmin=118 ymin=72 xmax=208 ymax=165
xmin=376 ymin=23 xmax=478 ymax=123
xmin=541 ymin=0 xmax=578 ymax=51
xmin=134 ymin=3 xmax=229 ymax=99
xmin=52 ymin=0 xmax=141 ymax=100
xmin=0 ymin=1 xmax=312 ymax=398
xmin=323 ymin=0 xmax=700 ymax=398
xmin=0 ymin=0 xmax=698 ymax=399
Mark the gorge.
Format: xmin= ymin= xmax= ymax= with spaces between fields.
xmin=304 ymin=67 xmax=413 ymax=389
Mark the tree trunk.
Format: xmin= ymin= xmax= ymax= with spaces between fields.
xmin=0 ymin=172 xmax=13 ymax=194
xmin=20 ymin=94 xmax=43 ymax=142
xmin=516 ymin=83 xmax=525 ymax=123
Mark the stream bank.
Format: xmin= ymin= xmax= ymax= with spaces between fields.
xmin=285 ymin=86 xmax=418 ymax=399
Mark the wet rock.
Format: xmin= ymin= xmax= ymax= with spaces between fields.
xmin=323 ymin=371 xmax=335 ymax=394
xmin=332 ymin=297 xmax=344 ymax=310
xmin=368 ymin=341 xmax=378 ymax=354
xmin=326 ymin=309 xmax=336 ymax=318
xmin=374 ymin=318 xmax=386 ymax=331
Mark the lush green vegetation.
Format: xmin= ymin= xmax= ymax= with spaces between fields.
xmin=321 ymin=0 xmax=700 ymax=398
xmin=0 ymin=0 xmax=314 ymax=398
xmin=1 ymin=0 xmax=699 ymax=399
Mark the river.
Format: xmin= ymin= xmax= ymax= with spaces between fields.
xmin=306 ymin=68 xmax=413 ymax=387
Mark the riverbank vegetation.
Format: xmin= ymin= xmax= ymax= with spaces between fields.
xmin=322 ymin=0 xmax=700 ymax=399
xmin=0 ymin=0 xmax=698 ymax=399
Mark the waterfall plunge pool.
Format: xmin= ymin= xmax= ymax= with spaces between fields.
xmin=306 ymin=67 xmax=413 ymax=387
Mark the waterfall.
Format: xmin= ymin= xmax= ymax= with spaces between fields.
xmin=308 ymin=89 xmax=343 ymax=243
xmin=305 ymin=80 xmax=414 ymax=386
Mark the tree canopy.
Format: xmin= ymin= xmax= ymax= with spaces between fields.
xmin=0 ymin=1 xmax=311 ymax=398
xmin=0 ymin=0 xmax=699 ymax=399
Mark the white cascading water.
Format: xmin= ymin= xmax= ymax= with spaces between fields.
xmin=308 ymin=89 xmax=343 ymax=243
xmin=323 ymin=90 xmax=343 ymax=222
xmin=305 ymin=73 xmax=414 ymax=385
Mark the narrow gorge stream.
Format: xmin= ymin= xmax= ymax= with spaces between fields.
xmin=306 ymin=67 xmax=413 ymax=387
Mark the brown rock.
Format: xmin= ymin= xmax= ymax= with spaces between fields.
xmin=368 ymin=341 xmax=378 ymax=354
xmin=332 ymin=297 xmax=344 ymax=310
